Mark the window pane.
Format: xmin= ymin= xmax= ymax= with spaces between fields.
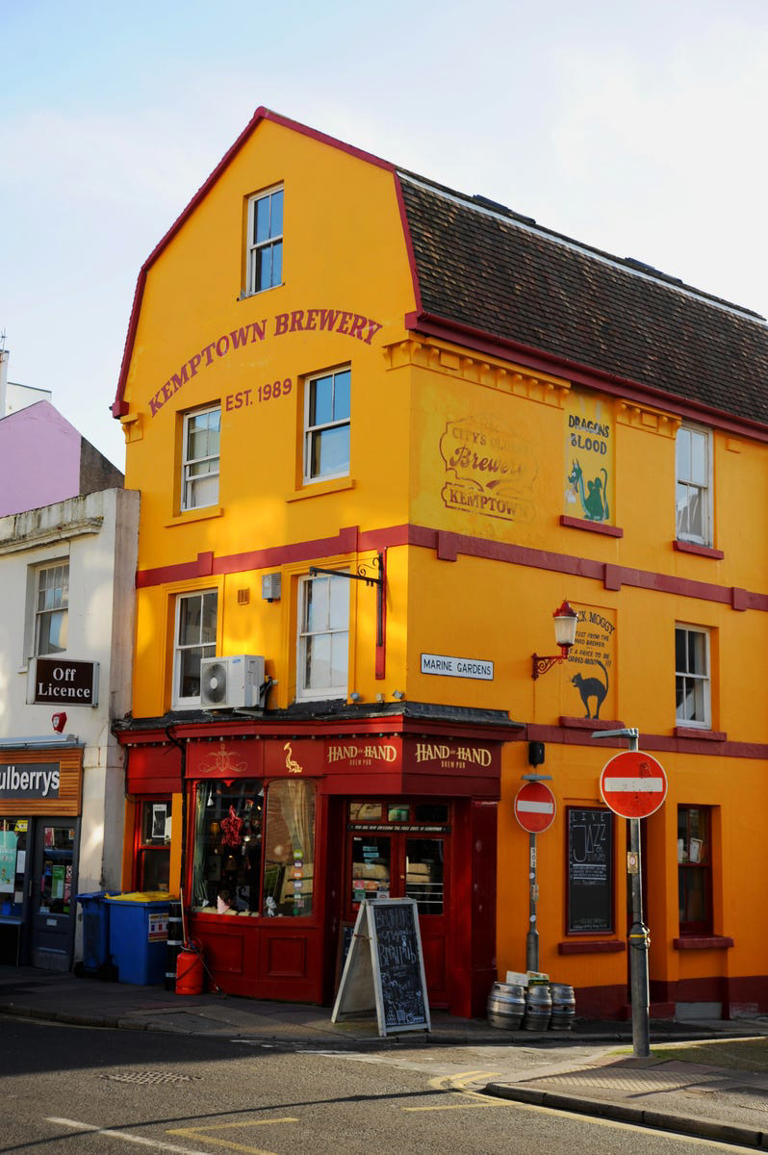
xmin=255 ymin=195 xmax=271 ymax=244
xmin=310 ymin=376 xmax=333 ymax=426
xmin=263 ymin=780 xmax=315 ymax=917
xmin=687 ymin=630 xmax=706 ymax=675
xmin=179 ymin=596 xmax=202 ymax=645
xmin=256 ymin=246 xmax=272 ymax=292
xmin=271 ymin=240 xmax=282 ymax=286
xmin=675 ymin=628 xmax=686 ymax=673
xmin=304 ymin=578 xmax=329 ymax=633
xmin=333 ymin=370 xmax=351 ymax=421
xmin=676 ymin=428 xmax=691 ymax=481
xmin=351 ymin=835 xmax=390 ymax=903
xmin=306 ymin=632 xmax=331 ymax=689
xmin=406 ymin=838 xmax=444 ymax=914
xmin=690 ymin=431 xmax=707 ymax=485
xmin=201 ymin=592 xmax=218 ymax=644
xmin=270 ymin=190 xmax=283 ymax=237
xmin=316 ymin=425 xmax=350 ymax=476
xmin=329 ymin=575 xmax=348 ymax=629
xmin=330 ymin=631 xmax=349 ymax=687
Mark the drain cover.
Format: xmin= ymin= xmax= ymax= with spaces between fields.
xmin=100 ymin=1070 xmax=200 ymax=1086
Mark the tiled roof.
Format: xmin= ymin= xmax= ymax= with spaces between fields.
xmin=399 ymin=175 xmax=768 ymax=427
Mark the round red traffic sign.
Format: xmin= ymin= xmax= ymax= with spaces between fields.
xmin=514 ymin=780 xmax=556 ymax=834
xmin=599 ymin=750 xmax=668 ymax=819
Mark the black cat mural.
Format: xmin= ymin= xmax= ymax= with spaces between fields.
xmin=571 ymin=660 xmax=609 ymax=719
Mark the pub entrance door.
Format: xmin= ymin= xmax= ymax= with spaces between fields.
xmin=344 ymin=799 xmax=450 ymax=1006
xmin=30 ymin=819 xmax=77 ymax=970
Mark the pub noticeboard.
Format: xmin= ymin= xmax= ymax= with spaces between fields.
xmin=331 ymin=898 xmax=431 ymax=1037
xmin=566 ymin=807 xmax=614 ymax=934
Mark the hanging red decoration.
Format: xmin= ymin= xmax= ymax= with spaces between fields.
xmin=220 ymin=805 xmax=243 ymax=847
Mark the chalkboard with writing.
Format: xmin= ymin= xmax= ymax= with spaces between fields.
xmin=567 ymin=807 xmax=614 ymax=934
xmin=331 ymin=898 xmax=431 ymax=1037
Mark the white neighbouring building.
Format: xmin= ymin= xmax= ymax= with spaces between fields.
xmin=0 ymin=487 xmax=139 ymax=970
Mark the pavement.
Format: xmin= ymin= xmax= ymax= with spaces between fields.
xmin=3 ymin=965 xmax=768 ymax=1149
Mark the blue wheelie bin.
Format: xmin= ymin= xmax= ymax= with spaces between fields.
xmin=104 ymin=892 xmax=171 ymax=985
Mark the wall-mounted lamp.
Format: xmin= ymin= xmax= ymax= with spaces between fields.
xmin=349 ymin=691 xmax=362 ymax=702
xmin=392 ymin=690 xmax=405 ymax=700
xmin=532 ymin=600 xmax=579 ymax=679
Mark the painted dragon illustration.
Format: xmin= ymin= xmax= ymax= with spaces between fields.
xmin=568 ymin=460 xmax=610 ymax=522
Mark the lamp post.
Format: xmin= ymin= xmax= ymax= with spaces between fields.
xmin=532 ymin=601 xmax=579 ymax=679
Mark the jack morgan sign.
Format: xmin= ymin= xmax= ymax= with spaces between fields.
xmin=27 ymin=658 xmax=99 ymax=707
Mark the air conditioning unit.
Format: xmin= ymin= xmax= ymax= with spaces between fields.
xmin=200 ymin=655 xmax=265 ymax=709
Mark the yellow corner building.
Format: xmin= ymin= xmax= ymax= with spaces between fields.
xmin=113 ymin=108 xmax=768 ymax=1020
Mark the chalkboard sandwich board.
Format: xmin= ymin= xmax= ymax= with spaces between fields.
xmin=331 ymin=898 xmax=431 ymax=1037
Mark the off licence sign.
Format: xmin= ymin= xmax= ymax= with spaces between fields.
xmin=599 ymin=750 xmax=668 ymax=819
xmin=514 ymin=780 xmax=556 ymax=834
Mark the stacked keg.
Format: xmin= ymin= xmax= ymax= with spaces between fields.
xmin=523 ymin=980 xmax=552 ymax=1030
xmin=486 ymin=981 xmax=526 ymax=1030
xmin=487 ymin=975 xmax=576 ymax=1032
xmin=550 ymin=983 xmax=576 ymax=1030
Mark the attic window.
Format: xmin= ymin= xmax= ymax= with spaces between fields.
xmin=246 ymin=186 xmax=284 ymax=295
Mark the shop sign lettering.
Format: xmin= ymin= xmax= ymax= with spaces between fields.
xmin=412 ymin=743 xmax=494 ymax=769
xmin=0 ymin=763 xmax=60 ymax=800
xmin=421 ymin=653 xmax=494 ymax=680
xmin=148 ymin=306 xmax=383 ymax=417
xmin=440 ymin=416 xmax=536 ymax=523
xmin=327 ymin=743 xmax=399 ymax=768
xmin=28 ymin=658 xmax=99 ymax=706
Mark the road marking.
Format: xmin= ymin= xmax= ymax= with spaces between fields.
xmin=402 ymin=1070 xmax=507 ymax=1110
xmin=167 ymin=1118 xmax=299 ymax=1154
xmin=47 ymin=1117 xmax=213 ymax=1154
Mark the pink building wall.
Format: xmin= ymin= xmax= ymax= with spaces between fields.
xmin=0 ymin=402 xmax=84 ymax=516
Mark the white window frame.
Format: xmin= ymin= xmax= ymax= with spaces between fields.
xmin=675 ymin=425 xmax=712 ymax=545
xmin=296 ymin=573 xmax=349 ymax=701
xmin=34 ymin=561 xmax=69 ymax=656
xmin=173 ymin=590 xmax=218 ymax=709
xmin=675 ymin=624 xmax=711 ymax=729
xmin=303 ymin=367 xmax=351 ymax=484
xmin=181 ymin=405 xmax=220 ymax=512
xmin=246 ymin=185 xmax=284 ymax=295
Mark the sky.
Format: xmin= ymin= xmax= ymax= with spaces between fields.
xmin=2 ymin=0 xmax=767 ymax=470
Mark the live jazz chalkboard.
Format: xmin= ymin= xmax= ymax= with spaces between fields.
xmin=331 ymin=898 xmax=431 ymax=1037
xmin=567 ymin=807 xmax=614 ymax=934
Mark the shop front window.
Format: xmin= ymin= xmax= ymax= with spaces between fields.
xmin=191 ymin=778 xmax=315 ymax=918
xmin=0 ymin=818 xmax=27 ymax=918
xmin=192 ymin=780 xmax=264 ymax=914
xmin=262 ymin=780 xmax=315 ymax=917
xmin=137 ymin=801 xmax=171 ymax=892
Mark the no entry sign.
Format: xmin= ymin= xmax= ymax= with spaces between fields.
xmin=514 ymin=780 xmax=556 ymax=834
xmin=599 ymin=750 xmax=668 ymax=819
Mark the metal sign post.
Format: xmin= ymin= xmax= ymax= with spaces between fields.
xmin=593 ymin=728 xmax=667 ymax=1060
xmin=515 ymin=776 xmax=556 ymax=974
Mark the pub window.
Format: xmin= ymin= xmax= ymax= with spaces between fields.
xmin=675 ymin=624 xmax=711 ymax=728
xmin=246 ymin=185 xmax=284 ymax=295
xmin=566 ymin=807 xmax=614 ymax=934
xmin=678 ymin=805 xmax=713 ymax=935
xmin=303 ymin=366 xmax=351 ymax=483
xmin=173 ymin=589 xmax=218 ymax=708
xmin=181 ymin=404 xmax=220 ymax=512
xmin=296 ymin=572 xmax=349 ymax=701
xmin=135 ymin=801 xmax=171 ymax=892
xmin=676 ymin=424 xmax=712 ymax=545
